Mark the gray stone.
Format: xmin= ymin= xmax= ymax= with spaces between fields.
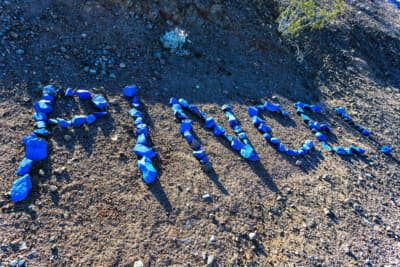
xmin=249 ymin=232 xmax=257 ymax=240
xmin=49 ymin=185 xmax=58 ymax=193
xmin=38 ymin=169 xmax=45 ymax=177
xmin=207 ymin=255 xmax=215 ymax=266
xmin=134 ymin=260 xmax=144 ymax=267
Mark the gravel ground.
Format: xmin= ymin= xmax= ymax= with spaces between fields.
xmin=0 ymin=0 xmax=400 ymax=266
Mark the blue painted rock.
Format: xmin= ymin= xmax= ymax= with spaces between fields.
xmin=16 ymin=158 xmax=33 ymax=176
xmin=93 ymin=111 xmax=108 ymax=118
xmin=258 ymin=123 xmax=271 ymax=133
xmin=298 ymin=149 xmax=305 ymax=156
xmin=42 ymin=94 xmax=54 ymax=102
xmin=231 ymin=137 xmax=244 ymax=151
xmin=123 ymin=85 xmax=137 ymax=97
xmin=136 ymin=124 xmax=149 ymax=137
xmin=33 ymin=112 xmax=47 ymax=121
xmin=223 ymin=134 xmax=233 ymax=142
xmin=180 ymin=119 xmax=191 ymax=133
xmin=58 ymin=119 xmax=71 ymax=127
xmin=34 ymin=100 xmax=53 ymax=114
xmin=184 ymin=131 xmax=194 ymax=143
xmin=248 ymin=106 xmax=258 ymax=117
xmin=296 ymin=107 xmax=304 ymax=114
xmin=174 ymin=110 xmax=188 ymax=120
xmin=264 ymin=102 xmax=280 ymax=112
xmin=270 ymin=137 xmax=279 ymax=145
xmin=320 ymin=141 xmax=332 ymax=152
xmin=133 ymin=144 xmax=157 ymax=158
xmin=134 ymin=117 xmax=144 ymax=126
xmin=199 ymin=112 xmax=207 ymax=120
xmin=278 ymin=143 xmax=286 ymax=152
xmin=305 ymin=140 xmax=314 ymax=148
xmin=205 ymin=117 xmax=216 ymax=129
xmin=335 ymin=107 xmax=345 ymax=114
xmin=334 ymin=146 xmax=346 ymax=155
xmin=189 ymin=104 xmax=200 ymax=114
xmin=294 ymin=102 xmax=304 ymax=108
xmin=281 ymin=111 xmax=289 ymax=117
xmin=129 ymin=108 xmax=142 ymax=118
xmin=137 ymin=156 xmax=157 ymax=184
xmin=349 ymin=145 xmax=365 ymax=154
xmin=178 ymin=98 xmax=189 ymax=108
xmin=172 ymin=104 xmax=182 ymax=112
xmin=65 ymin=88 xmax=74 ymax=96
xmin=310 ymin=105 xmax=321 ymax=113
xmin=200 ymin=156 xmax=210 ymax=164
xmin=315 ymin=132 xmax=326 ymax=141
xmin=193 ymin=149 xmax=205 ymax=159
xmin=214 ymin=125 xmax=225 ymax=136
xmin=23 ymin=134 xmax=47 ymax=161
xmin=233 ymin=125 xmax=242 ymax=133
xmin=33 ymin=128 xmax=50 ymax=136
xmin=136 ymin=133 xmax=148 ymax=145
xmin=286 ymin=149 xmax=298 ymax=156
xmin=86 ymin=114 xmax=97 ymax=124
xmin=257 ymin=105 xmax=265 ymax=111
xmin=229 ymin=116 xmax=239 ymax=127
xmin=263 ymin=133 xmax=271 ymax=140
xmin=381 ymin=145 xmax=392 ymax=154
xmin=361 ymin=129 xmax=370 ymax=136
xmin=301 ymin=114 xmax=311 ymax=123
xmin=238 ymin=132 xmax=246 ymax=140
xmin=43 ymin=85 xmax=57 ymax=96
xmin=132 ymin=96 xmax=140 ymax=104
xmin=76 ymin=90 xmax=92 ymax=100
xmin=11 ymin=174 xmax=32 ymax=202
xmin=36 ymin=121 xmax=46 ymax=128
xmin=169 ymin=97 xmax=178 ymax=105
xmin=251 ymin=116 xmax=262 ymax=127
xmin=320 ymin=124 xmax=331 ymax=133
xmin=240 ymin=144 xmax=259 ymax=161
xmin=221 ymin=104 xmax=232 ymax=112
xmin=92 ymin=95 xmax=108 ymax=110
xmin=71 ymin=115 xmax=86 ymax=127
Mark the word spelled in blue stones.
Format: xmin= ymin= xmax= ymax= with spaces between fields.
xmin=222 ymin=105 xmax=259 ymax=161
xmin=248 ymin=102 xmax=313 ymax=157
xmin=169 ymin=98 xmax=212 ymax=169
xmin=334 ymin=107 xmax=370 ymax=136
xmin=125 ymin=85 xmax=157 ymax=184
xmin=295 ymin=102 xmax=365 ymax=156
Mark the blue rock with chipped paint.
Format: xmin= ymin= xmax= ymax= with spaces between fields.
xmin=136 ymin=124 xmax=148 ymax=137
xmin=23 ymin=134 xmax=47 ymax=161
xmin=16 ymin=158 xmax=34 ymax=176
xmin=43 ymin=85 xmax=57 ymax=96
xmin=76 ymin=90 xmax=92 ymax=100
xmin=129 ymin=108 xmax=142 ymax=118
xmin=178 ymin=98 xmax=189 ymax=108
xmin=93 ymin=111 xmax=107 ymax=118
xmin=11 ymin=174 xmax=32 ymax=202
xmin=286 ymin=149 xmax=298 ymax=156
xmin=205 ymin=117 xmax=216 ymax=129
xmin=381 ymin=145 xmax=392 ymax=154
xmin=278 ymin=143 xmax=286 ymax=152
xmin=214 ymin=125 xmax=225 ymax=136
xmin=180 ymin=119 xmax=191 ymax=133
xmin=193 ymin=149 xmax=205 ymax=159
xmin=263 ymin=133 xmax=271 ymax=140
xmin=134 ymin=144 xmax=157 ymax=158
xmin=270 ymin=137 xmax=279 ymax=145
xmin=258 ymin=123 xmax=271 ymax=133
xmin=138 ymin=156 xmax=157 ymax=184
xmin=92 ymin=95 xmax=108 ymax=110
xmin=33 ymin=128 xmax=49 ymax=136
xmin=33 ymin=112 xmax=47 ymax=121
xmin=170 ymin=97 xmax=178 ymax=105
xmin=136 ymin=133 xmax=147 ymax=145
xmin=252 ymin=116 xmax=263 ymax=127
xmin=36 ymin=121 xmax=46 ymax=128
xmin=229 ymin=116 xmax=239 ymax=127
xmin=65 ymin=88 xmax=74 ymax=96
xmin=264 ymin=102 xmax=280 ymax=112
xmin=72 ymin=115 xmax=86 ymax=127
xmin=319 ymin=141 xmax=331 ymax=151
xmin=248 ymin=106 xmax=258 ymax=117
xmin=315 ymin=132 xmax=326 ymax=141
xmin=58 ymin=119 xmax=71 ymax=127
xmin=231 ymin=137 xmax=244 ymax=151
xmin=334 ymin=146 xmax=346 ymax=155
xmin=240 ymin=144 xmax=259 ymax=161
xmin=42 ymin=94 xmax=54 ymax=102
xmin=34 ymin=100 xmax=53 ymax=114
xmin=123 ymin=85 xmax=137 ymax=97
xmin=184 ymin=131 xmax=194 ymax=143
xmin=86 ymin=114 xmax=96 ymax=124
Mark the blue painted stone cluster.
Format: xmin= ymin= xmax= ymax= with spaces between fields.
xmin=50 ymin=88 xmax=108 ymax=128
xmin=124 ymin=85 xmax=157 ymax=184
xmin=11 ymin=85 xmax=57 ymax=202
xmin=334 ymin=107 xmax=370 ymax=136
xmin=171 ymin=97 xmax=258 ymax=162
xmin=295 ymin=102 xmax=365 ymax=156
xmin=248 ymin=102 xmax=314 ymax=157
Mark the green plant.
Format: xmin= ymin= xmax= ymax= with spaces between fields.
xmin=276 ymin=0 xmax=344 ymax=37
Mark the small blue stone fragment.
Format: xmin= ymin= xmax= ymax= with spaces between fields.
xmin=349 ymin=145 xmax=365 ymax=154
xmin=58 ymin=119 xmax=71 ymax=127
xmin=129 ymin=108 xmax=142 ymax=118
xmin=278 ymin=143 xmax=286 ymax=152
xmin=281 ymin=111 xmax=289 ymax=117
xmin=361 ymin=129 xmax=370 ymax=136
xmin=33 ymin=112 xmax=47 ymax=121
xmin=214 ymin=125 xmax=225 ymax=136
xmin=354 ymin=124 xmax=363 ymax=131
xmin=23 ymin=134 xmax=47 ymax=161
xmin=189 ymin=104 xmax=200 ymax=114
xmin=178 ymin=98 xmax=189 ymax=108
xmin=381 ymin=145 xmax=392 ymax=154
xmin=138 ymin=156 xmax=157 ymax=184
xmin=199 ymin=112 xmax=207 ymax=120
xmin=93 ymin=111 xmax=107 ymax=118
xmin=232 ymin=125 xmax=242 ymax=133
xmin=345 ymin=148 xmax=352 ymax=155
xmin=43 ymin=85 xmax=57 ymax=96
xmin=240 ymin=144 xmax=259 ymax=161
xmin=221 ymin=104 xmax=232 ymax=112
xmin=252 ymin=116 xmax=263 ymax=127
xmin=270 ymin=137 xmax=279 ymax=145
xmin=184 ymin=131 xmax=194 ymax=143
xmin=180 ymin=119 xmax=191 ymax=134
xmin=134 ymin=144 xmax=157 ymax=158
xmin=205 ymin=117 xmax=216 ymax=129
xmin=286 ymin=149 xmax=298 ymax=156
xmin=296 ymin=107 xmax=304 ymax=114
xmin=123 ymin=85 xmax=137 ymax=97
xmin=335 ymin=107 xmax=345 ymax=114
xmin=265 ymin=102 xmax=280 ymax=112
xmin=172 ymin=104 xmax=182 ymax=112
xmin=223 ymin=134 xmax=233 ymax=142
xmin=248 ymin=106 xmax=258 ymax=117
xmin=132 ymin=96 xmax=140 ymax=104
xmin=320 ymin=141 xmax=332 ymax=152
xmin=136 ymin=133 xmax=147 ymax=145
xmin=174 ymin=110 xmax=188 ymax=120
xmin=301 ymin=114 xmax=311 ymax=123
xmin=200 ymin=156 xmax=210 ymax=164
xmin=11 ymin=174 xmax=32 ymax=202
xmin=320 ymin=124 xmax=331 ymax=132
xmin=134 ymin=117 xmax=144 ymax=126
xmin=34 ymin=100 xmax=53 ymax=114
xmin=92 ymin=95 xmax=108 ymax=110
xmin=238 ymin=132 xmax=246 ymax=140
xmin=65 ymin=88 xmax=74 ymax=96
xmin=76 ymin=90 xmax=92 ymax=100
xmin=315 ymin=132 xmax=326 ymax=141
xmin=294 ymin=102 xmax=304 ymax=108
xmin=169 ymin=97 xmax=178 ymax=105
xmin=71 ymin=115 xmax=86 ymax=127
xmin=305 ymin=140 xmax=314 ymax=149
xmin=334 ymin=146 xmax=346 ymax=155
xmin=16 ymin=158 xmax=34 ymax=176
xmin=42 ymin=94 xmax=54 ymax=102
xmin=33 ymin=128 xmax=49 ymax=136
xmin=258 ymin=123 xmax=271 ymax=133
xmin=263 ymin=133 xmax=271 ymax=140
xmin=229 ymin=117 xmax=239 ymax=127
xmin=231 ymin=137 xmax=244 ymax=151
xmin=136 ymin=124 xmax=148 ymax=137
xmin=36 ymin=121 xmax=46 ymax=128
xmin=298 ymin=149 xmax=305 ymax=156
xmin=311 ymin=105 xmax=321 ymax=113
xmin=86 ymin=114 xmax=96 ymax=124
xmin=193 ymin=149 xmax=205 ymax=159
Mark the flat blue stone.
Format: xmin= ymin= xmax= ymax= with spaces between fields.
xmin=199 ymin=112 xmax=207 ymax=120
xmin=334 ymin=146 xmax=346 ymax=155
xmin=16 ymin=158 xmax=33 ymax=176
xmin=270 ymin=137 xmax=279 ymax=144
xmin=174 ymin=110 xmax=188 ymax=120
xmin=72 ymin=115 xmax=86 ymax=127
xmin=345 ymin=148 xmax=352 ymax=155
xmin=263 ymin=133 xmax=271 ymax=140
xmin=286 ymin=149 xmax=298 ymax=156
xmin=24 ymin=135 xmax=47 ymax=161
xmin=310 ymin=105 xmax=321 ymax=113
xmin=43 ymin=85 xmax=57 ymax=96
xmin=278 ymin=143 xmax=286 ymax=152
xmin=129 ymin=108 xmax=142 ymax=118
xmin=76 ymin=90 xmax=92 ymax=100
xmin=42 ymin=94 xmax=54 ymax=102
xmin=180 ymin=119 xmax=191 ymax=133
xmin=294 ymin=102 xmax=304 ymax=108
xmin=229 ymin=117 xmax=239 ymax=127
xmin=361 ymin=129 xmax=370 ymax=136
xmin=134 ymin=117 xmax=144 ymax=126
xmin=189 ymin=104 xmax=200 ymax=114
xmin=258 ymin=123 xmax=271 ymax=133
xmin=33 ymin=112 xmax=47 ymax=121
xmin=223 ymin=134 xmax=233 ymax=142
xmin=238 ymin=132 xmax=246 ymax=140
xmin=221 ymin=104 xmax=232 ymax=112
xmin=11 ymin=174 xmax=32 ymax=202
xmin=281 ymin=111 xmax=289 ymax=117
xmin=172 ymin=104 xmax=182 ymax=112
xmin=315 ymin=132 xmax=326 ymax=141
xmin=381 ymin=145 xmax=392 ymax=154
xmin=36 ymin=121 xmax=46 ymax=128
xmin=240 ymin=144 xmax=259 ymax=161
xmin=296 ymin=107 xmax=304 ymax=114
xmin=184 ymin=131 xmax=193 ymax=143
xmin=214 ymin=125 xmax=225 ymax=136
xmin=320 ymin=141 xmax=332 ymax=152
xmin=34 ymin=100 xmax=53 ymax=114
xmin=136 ymin=133 xmax=148 ymax=145
xmin=123 ymin=85 xmax=137 ymax=97
xmin=298 ymin=149 xmax=305 ymax=156
xmin=349 ymin=145 xmax=365 ymax=154
xmin=200 ymin=156 xmax=210 ymax=164
xmin=92 ymin=94 xmax=108 ymax=110
xmin=93 ymin=111 xmax=107 ymax=118
xmin=233 ymin=125 xmax=242 ymax=133
xmin=134 ymin=144 xmax=156 ymax=158
xmin=33 ymin=128 xmax=50 ymax=136
xmin=231 ymin=137 xmax=244 ymax=151
xmin=335 ymin=107 xmax=345 ymax=114
xmin=248 ymin=106 xmax=258 ymax=117
xmin=305 ymin=140 xmax=314 ymax=148
xmin=205 ymin=117 xmax=216 ymax=129
xmin=178 ymin=98 xmax=189 ymax=108
xmin=169 ymin=97 xmax=178 ymax=105
xmin=65 ymin=88 xmax=74 ymax=96
xmin=58 ymin=119 xmax=71 ymax=127
xmin=86 ymin=114 xmax=96 ymax=124
xmin=193 ymin=149 xmax=205 ymax=159
xmin=136 ymin=124 xmax=148 ymax=137
xmin=138 ymin=156 xmax=157 ymax=184
xmin=132 ymin=96 xmax=140 ymax=104
xmin=252 ymin=116 xmax=263 ymax=127
xmin=264 ymin=102 xmax=280 ymax=112
xmin=301 ymin=114 xmax=311 ymax=123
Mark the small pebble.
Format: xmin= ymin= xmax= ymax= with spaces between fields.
xmin=38 ymin=169 xmax=45 ymax=177
xmin=19 ymin=241 xmax=28 ymax=251
xmin=16 ymin=49 xmax=25 ymax=55
xmin=119 ymin=63 xmax=126 ymax=68
xmin=63 ymin=135 xmax=72 ymax=142
xmin=207 ymin=255 xmax=215 ymax=265
xmin=210 ymin=235 xmax=216 ymax=242
xmin=249 ymin=232 xmax=257 ymax=240
xmin=202 ymin=194 xmax=211 ymax=200
xmin=49 ymin=185 xmax=58 ymax=193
